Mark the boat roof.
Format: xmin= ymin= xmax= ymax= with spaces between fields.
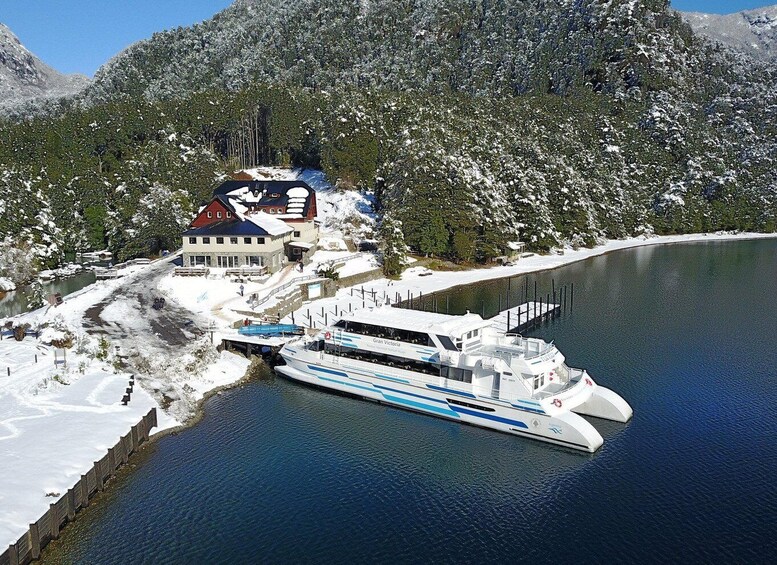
xmin=339 ymin=307 xmax=489 ymax=337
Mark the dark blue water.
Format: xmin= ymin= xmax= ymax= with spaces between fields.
xmin=45 ymin=240 xmax=777 ymax=563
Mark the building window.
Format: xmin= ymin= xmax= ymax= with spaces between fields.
xmin=207 ymin=211 xmax=212 ymax=218
xmin=216 ymin=237 xmax=224 ymax=244
xmin=188 ymin=237 xmax=196 ymax=244
xmin=230 ymin=237 xmax=238 ymax=244
xmin=248 ymin=256 xmax=263 ymax=267
xmin=217 ymin=211 xmax=222 ymax=219
xmin=294 ymin=231 xmax=301 ymax=238
xmin=227 ymin=212 xmax=232 ymax=218
xmin=203 ymin=237 xmax=211 ymax=244
xmin=257 ymin=237 xmax=265 ymax=244
xmin=244 ymin=237 xmax=252 ymax=244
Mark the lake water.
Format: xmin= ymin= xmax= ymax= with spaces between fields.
xmin=43 ymin=240 xmax=777 ymax=563
xmin=0 ymin=270 xmax=97 ymax=319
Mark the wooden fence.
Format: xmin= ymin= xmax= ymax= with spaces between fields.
xmin=0 ymin=409 xmax=158 ymax=565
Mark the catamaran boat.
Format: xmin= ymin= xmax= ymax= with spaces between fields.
xmin=276 ymin=307 xmax=632 ymax=452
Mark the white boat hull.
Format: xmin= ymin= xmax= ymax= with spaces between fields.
xmin=573 ymin=386 xmax=634 ymax=423
xmin=276 ymin=354 xmax=606 ymax=453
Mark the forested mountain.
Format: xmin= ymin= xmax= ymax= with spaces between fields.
xmin=682 ymin=5 xmax=777 ymax=61
xmin=0 ymin=23 xmax=88 ymax=111
xmin=1 ymin=0 xmax=775 ymax=282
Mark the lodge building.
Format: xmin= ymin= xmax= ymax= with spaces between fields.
xmin=182 ymin=180 xmax=319 ymax=273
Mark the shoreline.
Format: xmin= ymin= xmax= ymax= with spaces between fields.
xmin=278 ymin=231 xmax=777 ymax=328
xmin=390 ymin=231 xmax=777 ymax=294
xmin=149 ymin=356 xmax=267 ymax=441
xmin=7 ymin=232 xmax=777 ymax=553
xmin=32 ymin=356 xmax=265 ymax=563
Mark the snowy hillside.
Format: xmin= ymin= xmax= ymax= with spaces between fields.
xmin=0 ymin=23 xmax=89 ymax=112
xmin=681 ymin=5 xmax=777 ymax=60
xmin=1 ymin=1 xmax=776 ymax=267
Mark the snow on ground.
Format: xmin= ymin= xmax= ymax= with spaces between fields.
xmin=0 ymin=334 xmax=175 ymax=546
xmin=0 ymin=259 xmax=251 ymax=547
xmin=13 ymin=263 xmax=149 ymax=331
xmin=241 ymin=166 xmax=377 ymax=241
xmin=315 ymin=187 xmax=376 ymax=241
xmin=281 ymin=232 xmax=777 ymax=328
xmin=159 ymin=248 xmax=380 ymax=326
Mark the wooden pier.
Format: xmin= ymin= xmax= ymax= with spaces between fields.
xmin=489 ymin=301 xmax=560 ymax=333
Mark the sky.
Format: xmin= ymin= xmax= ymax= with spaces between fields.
xmin=1 ymin=0 xmax=232 ymax=77
xmin=1 ymin=1 xmax=775 ymax=77
xmin=671 ymin=1 xmax=775 ymax=13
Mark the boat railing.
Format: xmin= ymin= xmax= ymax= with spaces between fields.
xmin=523 ymin=340 xmax=557 ymax=361
xmin=486 ymin=336 xmax=556 ymax=362
xmin=533 ymin=367 xmax=584 ymax=399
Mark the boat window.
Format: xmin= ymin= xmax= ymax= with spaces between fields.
xmin=441 ymin=365 xmax=473 ymax=383
xmin=436 ymin=335 xmax=458 ymax=351
xmin=446 ymin=398 xmax=495 ymax=412
xmin=339 ymin=320 xmax=432 ymax=345
xmin=324 ymin=343 xmax=440 ymax=376
xmin=308 ymin=339 xmax=325 ymax=352
xmin=333 ymin=320 xmax=347 ymax=329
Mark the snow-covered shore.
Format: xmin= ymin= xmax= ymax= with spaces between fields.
xmin=279 ymin=232 xmax=777 ymax=327
xmin=0 ymin=259 xmax=251 ymax=548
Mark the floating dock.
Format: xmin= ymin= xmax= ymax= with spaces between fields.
xmin=220 ymin=332 xmax=295 ymax=358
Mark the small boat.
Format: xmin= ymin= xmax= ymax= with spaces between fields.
xmin=277 ymin=308 xmax=632 ymax=452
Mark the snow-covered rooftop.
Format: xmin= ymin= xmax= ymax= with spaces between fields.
xmin=245 ymin=211 xmax=293 ymax=236
xmin=340 ymin=307 xmax=489 ymax=338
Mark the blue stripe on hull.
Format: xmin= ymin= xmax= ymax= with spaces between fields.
xmin=510 ymin=404 xmax=546 ymax=415
xmin=317 ymin=375 xmax=377 ymax=394
xmin=426 ymin=384 xmax=477 ymax=398
xmin=373 ymin=384 xmax=448 ymax=405
xmin=307 ymin=364 xmax=349 ymax=378
xmin=373 ymin=373 xmax=410 ymax=384
xmin=382 ymin=394 xmax=461 ymax=418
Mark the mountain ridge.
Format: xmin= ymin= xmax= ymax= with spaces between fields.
xmin=0 ymin=23 xmax=89 ymax=111
xmin=681 ymin=4 xmax=777 ymax=60
xmin=0 ymin=0 xmax=775 ymax=270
